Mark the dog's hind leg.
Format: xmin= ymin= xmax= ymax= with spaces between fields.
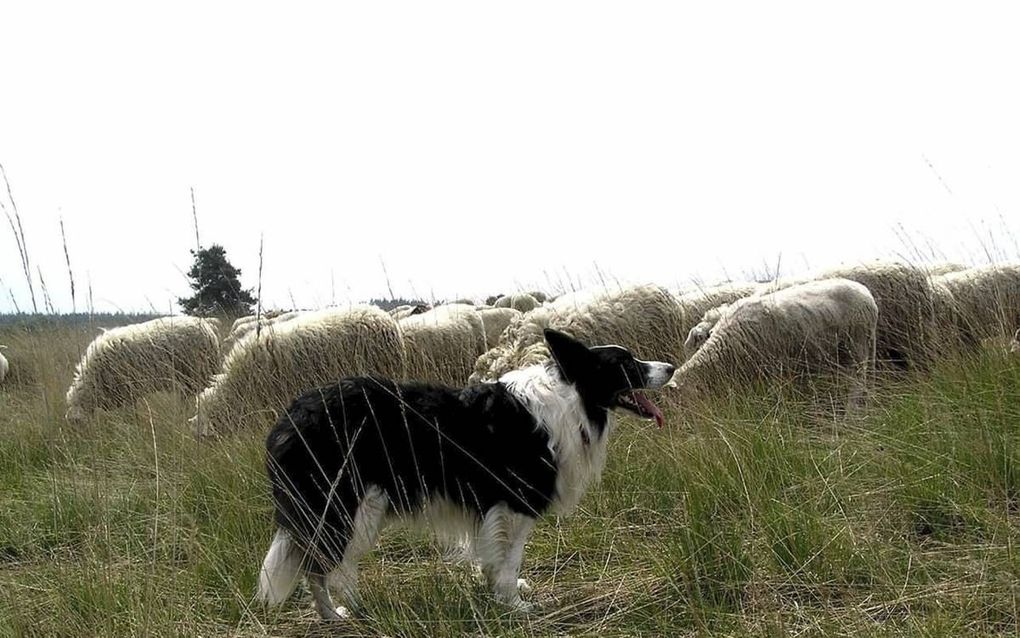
xmin=326 ymin=485 xmax=389 ymax=614
xmin=476 ymin=505 xmax=536 ymax=611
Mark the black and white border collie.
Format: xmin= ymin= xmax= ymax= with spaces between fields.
xmin=256 ymin=329 xmax=675 ymax=619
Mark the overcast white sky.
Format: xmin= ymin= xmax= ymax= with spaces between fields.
xmin=1 ymin=2 xmax=1018 ymax=313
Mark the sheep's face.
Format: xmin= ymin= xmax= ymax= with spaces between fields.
xmin=65 ymin=405 xmax=87 ymax=424
xmin=684 ymin=323 xmax=712 ymax=354
xmin=544 ymin=329 xmax=675 ymax=429
xmin=64 ymin=383 xmax=87 ymax=421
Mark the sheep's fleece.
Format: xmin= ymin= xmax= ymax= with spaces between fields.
xmin=65 ymin=316 xmax=220 ymax=422
xmin=400 ymin=304 xmax=487 ymax=385
xmin=674 ymin=278 xmax=878 ymax=405
xmin=935 ymin=264 xmax=1020 ymax=347
xmin=191 ymin=305 xmax=405 ymax=436
xmin=470 ymin=284 xmax=685 ymax=382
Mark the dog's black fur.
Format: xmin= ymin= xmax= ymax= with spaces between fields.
xmin=266 ymin=376 xmax=557 ymax=574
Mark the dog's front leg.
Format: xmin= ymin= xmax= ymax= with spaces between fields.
xmin=476 ymin=506 xmax=536 ymax=611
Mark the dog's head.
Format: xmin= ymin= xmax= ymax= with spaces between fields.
xmin=544 ymin=329 xmax=675 ymax=428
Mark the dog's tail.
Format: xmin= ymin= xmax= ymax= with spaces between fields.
xmin=256 ymin=528 xmax=303 ymax=605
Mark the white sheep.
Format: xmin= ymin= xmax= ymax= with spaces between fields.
xmin=690 ymin=263 xmax=937 ymax=370
xmin=812 ymin=262 xmax=938 ymax=371
xmin=493 ymin=293 xmax=540 ymax=313
xmin=0 ymin=345 xmax=8 ymax=385
xmin=65 ymin=316 xmax=220 ymax=423
xmin=477 ymin=307 xmax=522 ymax=349
xmin=192 ymin=305 xmax=405 ymax=436
xmin=683 ymin=303 xmax=731 ymax=356
xmin=934 ymin=264 xmax=1020 ymax=349
xmin=676 ymin=282 xmax=761 ymax=340
xmin=389 ymin=304 xmax=430 ymax=321
xmin=471 ymin=284 xmax=686 ymax=382
xmin=925 ymin=262 xmax=968 ymax=277
xmin=929 ymin=278 xmax=962 ymax=353
xmin=223 ymin=310 xmax=303 ymax=351
xmin=400 ymin=304 xmax=487 ymax=385
xmin=673 ymin=278 xmax=878 ymax=409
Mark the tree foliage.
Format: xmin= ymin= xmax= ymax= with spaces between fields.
xmin=178 ymin=244 xmax=255 ymax=317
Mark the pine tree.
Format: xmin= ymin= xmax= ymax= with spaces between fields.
xmin=178 ymin=244 xmax=255 ymax=317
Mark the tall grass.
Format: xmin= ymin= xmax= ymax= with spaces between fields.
xmin=1 ymin=321 xmax=1017 ymax=636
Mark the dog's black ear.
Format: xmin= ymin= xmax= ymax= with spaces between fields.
xmin=544 ymin=329 xmax=592 ymax=383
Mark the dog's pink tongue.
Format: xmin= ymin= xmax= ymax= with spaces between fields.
xmin=633 ymin=391 xmax=665 ymax=428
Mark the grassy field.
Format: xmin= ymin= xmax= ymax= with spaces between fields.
xmin=1 ymin=321 xmax=1018 ymax=637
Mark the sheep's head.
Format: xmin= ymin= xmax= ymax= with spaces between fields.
xmin=65 ymin=405 xmax=87 ymax=424
xmin=64 ymin=379 xmax=90 ymax=424
xmin=684 ymin=323 xmax=711 ymax=354
xmin=684 ymin=304 xmax=729 ymax=355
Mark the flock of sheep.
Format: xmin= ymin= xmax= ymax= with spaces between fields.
xmin=5 ymin=261 xmax=1016 ymax=435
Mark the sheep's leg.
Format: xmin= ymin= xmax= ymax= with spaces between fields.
xmin=847 ymin=376 xmax=867 ymax=415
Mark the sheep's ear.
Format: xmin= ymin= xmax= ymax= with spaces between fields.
xmin=544 ymin=329 xmax=592 ymax=384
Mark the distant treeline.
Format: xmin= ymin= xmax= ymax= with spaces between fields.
xmin=0 ymin=300 xmax=437 ymax=330
xmin=0 ymin=313 xmax=163 ymax=330
xmin=366 ymin=298 xmax=433 ymax=311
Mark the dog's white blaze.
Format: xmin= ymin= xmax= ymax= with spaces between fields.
xmin=639 ymin=359 xmax=676 ymax=389
xmin=500 ymin=363 xmax=612 ymax=516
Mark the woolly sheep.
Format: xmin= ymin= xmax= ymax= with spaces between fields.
xmin=673 ymin=279 xmax=878 ymax=409
xmin=191 ymin=305 xmax=405 ymax=436
xmin=925 ymin=262 xmax=968 ymax=277
xmin=683 ymin=303 xmax=731 ymax=356
xmin=477 ymin=307 xmax=522 ymax=349
xmin=934 ymin=264 xmax=1020 ymax=349
xmin=400 ymin=304 xmax=487 ymax=385
xmin=676 ymin=282 xmax=760 ymax=334
xmin=929 ymin=278 xmax=961 ymax=352
xmin=224 ymin=311 xmax=302 ymax=348
xmin=494 ymin=293 xmax=540 ymax=313
xmin=0 ymin=345 xmax=8 ymax=385
xmin=470 ymin=285 xmax=686 ymax=382
xmin=389 ymin=304 xmax=430 ymax=321
xmin=65 ymin=317 xmax=220 ymax=423
xmin=814 ymin=262 xmax=937 ymax=370
xmin=698 ymin=264 xmax=938 ymax=370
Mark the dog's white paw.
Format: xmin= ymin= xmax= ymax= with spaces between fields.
xmin=334 ymin=606 xmax=352 ymax=619
xmin=516 ymin=578 xmax=532 ymax=594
